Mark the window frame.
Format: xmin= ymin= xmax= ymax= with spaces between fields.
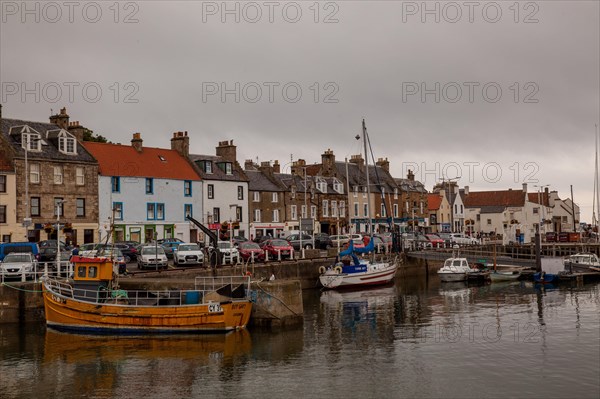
xmin=76 ymin=198 xmax=86 ymax=217
xmin=75 ymin=167 xmax=85 ymax=185
xmin=31 ymin=197 xmax=41 ymax=217
xmin=111 ymin=176 xmax=120 ymax=193
xmin=146 ymin=178 xmax=154 ymax=194
xmin=113 ymin=202 xmax=123 ymax=220
xmin=184 ymin=180 xmax=192 ymax=197
xmin=237 ymin=185 xmax=244 ymax=200
xmin=207 ymin=184 xmax=214 ymax=199
xmin=0 ymin=175 xmax=6 ymax=193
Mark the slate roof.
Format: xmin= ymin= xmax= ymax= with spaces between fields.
xmin=278 ymin=173 xmax=312 ymax=192
xmin=395 ymin=178 xmax=427 ymax=193
xmin=83 ymin=142 xmax=200 ymax=180
xmin=246 ymin=170 xmax=286 ymax=192
xmin=463 ymin=189 xmax=525 ymax=208
xmin=333 ymin=161 xmax=397 ymax=194
xmin=1 ymin=118 xmax=96 ymax=163
xmin=189 ymin=154 xmax=248 ymax=182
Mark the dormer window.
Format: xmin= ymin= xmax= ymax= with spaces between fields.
xmin=332 ymin=178 xmax=344 ymax=194
xmin=225 ymin=162 xmax=232 ymax=175
xmin=22 ymin=133 xmax=42 ymax=152
xmin=59 ymin=136 xmax=76 ymax=154
xmin=205 ymin=161 xmax=213 ymax=174
xmin=316 ymin=177 xmax=327 ymax=193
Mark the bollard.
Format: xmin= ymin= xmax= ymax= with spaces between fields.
xmin=251 ymin=251 xmax=255 ymax=264
xmin=34 ymin=263 xmax=38 ymax=283
xmin=301 ymin=248 xmax=305 ymax=259
xmin=265 ymin=250 xmax=269 ymax=262
xmin=21 ymin=268 xmax=26 ymax=282
xmin=44 ymin=262 xmax=48 ymax=277
xmin=277 ymin=249 xmax=281 ymax=261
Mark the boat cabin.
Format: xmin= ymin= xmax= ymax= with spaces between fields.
xmin=70 ymin=256 xmax=115 ymax=302
xmin=443 ymin=258 xmax=469 ymax=268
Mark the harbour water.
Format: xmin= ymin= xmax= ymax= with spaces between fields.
xmin=1 ymin=275 xmax=599 ymax=399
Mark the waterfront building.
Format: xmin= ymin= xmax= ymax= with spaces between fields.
xmin=394 ymin=170 xmax=428 ymax=232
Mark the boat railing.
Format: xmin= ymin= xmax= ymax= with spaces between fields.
xmin=195 ymin=275 xmax=251 ymax=298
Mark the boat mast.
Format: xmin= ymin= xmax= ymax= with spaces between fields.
xmin=362 ymin=119 xmax=373 ymax=237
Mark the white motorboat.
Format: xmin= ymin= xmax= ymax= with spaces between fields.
xmin=563 ymin=253 xmax=600 ymax=273
xmin=437 ymin=257 xmax=476 ymax=282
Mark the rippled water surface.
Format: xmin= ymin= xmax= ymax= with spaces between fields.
xmin=1 ymin=277 xmax=599 ymax=399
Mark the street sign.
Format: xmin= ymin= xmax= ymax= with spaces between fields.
xmin=22 ymin=218 xmax=32 ymax=227
xmin=300 ymin=218 xmax=313 ymax=233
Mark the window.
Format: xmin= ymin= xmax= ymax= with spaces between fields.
xmin=254 ymin=209 xmax=261 ymax=222
xmin=394 ymin=188 xmax=398 ymax=199
xmin=156 ymin=203 xmax=165 ymax=220
xmin=331 ymin=201 xmax=337 ymax=217
xmin=291 ymin=205 xmax=297 ymax=220
xmin=340 ymin=201 xmax=345 ymax=218
xmin=184 ymin=180 xmax=192 ymax=196
xmin=213 ymin=207 xmax=220 ymax=223
xmin=354 ymin=202 xmax=359 ymax=217
xmin=76 ymin=198 xmax=85 ymax=217
xmin=476 ymin=214 xmax=481 ymax=221
xmin=236 ymin=206 xmax=243 ymax=222
xmin=0 ymin=175 xmax=6 ymax=192
xmin=273 ymin=209 xmax=280 ymax=222
xmin=333 ymin=179 xmax=343 ymax=194
xmin=54 ymin=198 xmax=64 ymax=217
xmin=114 ymin=202 xmax=123 ymax=220
xmin=147 ymin=203 xmax=155 ymax=220
xmin=253 ymin=191 xmax=260 ymax=202
xmin=363 ymin=187 xmax=367 ymax=198
xmin=111 ymin=176 xmax=120 ymax=193
xmin=393 ymin=204 xmax=399 ymax=218
xmin=311 ymin=205 xmax=316 ymax=219
xmin=205 ymin=161 xmax=213 ymax=174
xmin=533 ymin=208 xmax=539 ymax=214
xmin=487 ymin=219 xmax=492 ymax=225
xmin=363 ymin=203 xmax=368 ymax=217
xmin=353 ymin=186 xmax=358 ymax=198
xmin=76 ymin=167 xmax=85 ymax=185
xmin=225 ymin=163 xmax=232 ymax=175
xmin=31 ymin=197 xmax=40 ymax=216
xmin=316 ymin=178 xmax=327 ymax=193
xmin=272 ymin=192 xmax=278 ymax=202
xmin=322 ymin=200 xmax=329 ymax=217
xmin=301 ymin=205 xmax=307 ymax=219
xmin=146 ymin=178 xmax=153 ymax=194
xmin=291 ymin=187 xmax=296 ymax=198
xmin=30 ymin=163 xmax=40 ymax=184
xmin=184 ymin=204 xmax=193 ymax=218
xmin=455 ymin=204 xmax=458 ymax=213
xmin=0 ymin=205 xmax=6 ymax=223
xmin=207 ymin=184 xmax=214 ymax=199
xmin=59 ymin=136 xmax=76 ymax=154
xmin=237 ymin=186 xmax=244 ymax=200
xmin=460 ymin=205 xmax=463 ymax=213
xmin=21 ymin=133 xmax=41 ymax=151
xmin=381 ymin=203 xmax=386 ymax=217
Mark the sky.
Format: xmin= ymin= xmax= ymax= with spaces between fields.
xmin=1 ymin=1 xmax=599 ymax=222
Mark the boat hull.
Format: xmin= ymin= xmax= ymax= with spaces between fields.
xmin=489 ymin=271 xmax=521 ymax=282
xmin=42 ymin=285 xmax=252 ymax=334
xmin=533 ymin=272 xmax=558 ymax=284
xmin=438 ymin=272 xmax=468 ymax=282
xmin=319 ymin=263 xmax=397 ymax=289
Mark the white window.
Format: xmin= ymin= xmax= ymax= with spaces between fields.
xmin=291 ymin=205 xmax=297 ymax=220
xmin=272 ymin=192 xmax=278 ymax=202
xmin=291 ymin=187 xmax=296 ymax=199
xmin=225 ymin=163 xmax=232 ymax=175
xmin=273 ymin=209 xmax=280 ymax=222
xmin=311 ymin=205 xmax=317 ymax=219
xmin=331 ymin=201 xmax=337 ymax=217
xmin=253 ymin=191 xmax=260 ymax=202
xmin=363 ymin=186 xmax=367 ymax=198
xmin=301 ymin=205 xmax=307 ymax=219
xmin=76 ymin=167 xmax=85 ymax=185
xmin=22 ymin=133 xmax=41 ymax=151
xmin=333 ymin=179 xmax=343 ymax=194
xmin=353 ymin=186 xmax=358 ymax=198
xmin=394 ymin=188 xmax=398 ymax=200
xmin=340 ymin=201 xmax=345 ymax=218
xmin=30 ymin=163 xmax=40 ymax=184
xmin=53 ymin=166 xmax=63 ymax=184
xmin=59 ymin=136 xmax=77 ymax=154
xmin=393 ymin=204 xmax=398 ymax=218
xmin=254 ymin=209 xmax=261 ymax=222
xmin=322 ymin=200 xmax=329 ymax=217
xmin=316 ymin=178 xmax=327 ymax=193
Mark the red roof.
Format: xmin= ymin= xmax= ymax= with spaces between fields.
xmin=464 ymin=190 xmax=525 ymax=207
xmin=83 ymin=142 xmax=200 ymax=180
xmin=427 ymin=193 xmax=442 ymax=211
xmin=527 ymin=192 xmax=550 ymax=206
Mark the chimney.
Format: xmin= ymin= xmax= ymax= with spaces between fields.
xmin=273 ymin=160 xmax=280 ymax=174
xmin=291 ymin=159 xmax=306 ymax=177
xmin=321 ymin=149 xmax=335 ymax=176
xmin=349 ymin=154 xmax=364 ymax=167
xmin=259 ymin=161 xmax=273 ymax=176
xmin=216 ymin=139 xmax=237 ymax=163
xmin=170 ymin=131 xmax=189 ymax=157
xmin=67 ymin=121 xmax=85 ymax=142
xmin=522 ymin=183 xmax=527 ymax=193
xmin=376 ymin=157 xmax=390 ymax=173
xmin=244 ymin=159 xmax=255 ymax=170
xmin=407 ymin=169 xmax=415 ymax=181
xmin=49 ymin=107 xmax=69 ymax=129
xmin=131 ymin=133 xmax=143 ymax=153
xmin=464 ymin=185 xmax=469 ymax=195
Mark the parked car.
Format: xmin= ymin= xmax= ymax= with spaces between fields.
xmin=173 ymin=243 xmax=204 ymax=266
xmin=161 ymin=241 xmax=181 ymax=259
xmin=231 ymin=236 xmax=248 ymax=247
xmin=214 ymin=241 xmax=239 ymax=264
xmin=314 ymin=233 xmax=333 ymax=249
xmin=373 ymin=234 xmax=393 ymax=252
xmin=401 ymin=233 xmax=417 ymax=250
xmin=449 ymin=233 xmax=479 ymax=246
xmin=114 ymin=242 xmax=139 ymax=263
xmin=260 ymin=239 xmax=294 ymax=260
xmin=415 ymin=234 xmax=433 ymax=249
xmin=0 ymin=252 xmax=38 ymax=280
xmin=426 ymin=234 xmax=445 ymax=248
xmin=94 ymin=246 xmax=128 ymax=274
xmin=436 ymin=232 xmax=453 ymax=247
xmin=238 ymin=241 xmax=265 ymax=262
xmin=137 ymin=245 xmax=168 ymax=270
xmin=157 ymin=238 xmax=184 ymax=245
xmin=285 ymin=234 xmax=315 ymax=250
xmin=0 ymin=242 xmax=40 ymax=262
xmin=37 ymin=240 xmax=67 ymax=262
xmin=330 ymin=235 xmax=350 ymax=248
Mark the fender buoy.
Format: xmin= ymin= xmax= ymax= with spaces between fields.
xmin=318 ymin=266 xmax=327 ymax=274
xmin=245 ymin=271 xmax=252 ymax=277
xmin=334 ymin=266 xmax=342 ymax=274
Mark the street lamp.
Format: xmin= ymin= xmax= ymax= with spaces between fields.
xmin=23 ymin=134 xmax=40 ymax=241
xmin=55 ymin=199 xmax=66 ymax=275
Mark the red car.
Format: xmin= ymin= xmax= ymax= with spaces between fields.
xmin=238 ymin=241 xmax=265 ymax=262
xmin=426 ymin=234 xmax=445 ymax=248
xmin=259 ymin=239 xmax=294 ymax=260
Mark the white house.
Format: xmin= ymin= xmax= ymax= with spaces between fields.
xmin=84 ymin=133 xmax=202 ymax=244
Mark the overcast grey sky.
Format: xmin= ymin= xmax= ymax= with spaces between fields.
xmin=1 ymin=1 xmax=599 ymax=221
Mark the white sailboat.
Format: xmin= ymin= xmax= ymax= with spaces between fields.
xmin=319 ymin=120 xmax=398 ymax=290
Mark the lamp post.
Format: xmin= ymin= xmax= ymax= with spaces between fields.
xmin=55 ymin=199 xmax=66 ymax=275
xmin=22 ymin=134 xmax=39 ymax=241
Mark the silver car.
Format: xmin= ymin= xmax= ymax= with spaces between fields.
xmin=137 ymin=246 xmax=168 ymax=269
xmin=0 ymin=252 xmax=38 ymax=280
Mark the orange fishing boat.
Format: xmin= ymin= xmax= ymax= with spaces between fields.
xmin=42 ymin=256 xmax=252 ymax=334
